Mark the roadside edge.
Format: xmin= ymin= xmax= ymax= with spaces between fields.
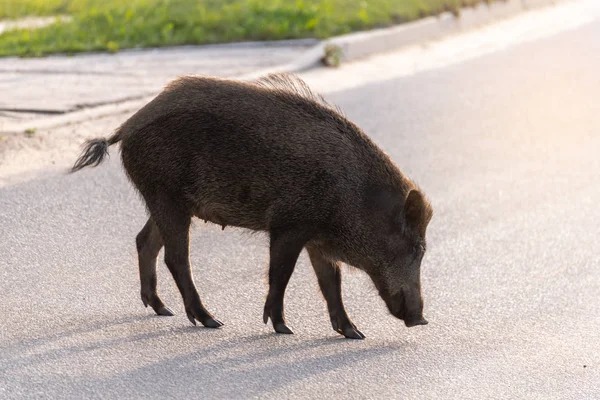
xmin=1 ymin=0 xmax=566 ymax=134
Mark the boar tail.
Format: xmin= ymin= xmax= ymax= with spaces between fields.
xmin=70 ymin=130 xmax=123 ymax=173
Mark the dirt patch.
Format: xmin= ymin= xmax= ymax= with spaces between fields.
xmin=0 ymin=110 xmax=133 ymax=187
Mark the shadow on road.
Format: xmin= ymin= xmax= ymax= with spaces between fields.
xmin=97 ymin=333 xmax=404 ymax=398
xmin=0 ymin=313 xmax=407 ymax=398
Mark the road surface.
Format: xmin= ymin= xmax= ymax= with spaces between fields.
xmin=1 ymin=10 xmax=599 ymax=400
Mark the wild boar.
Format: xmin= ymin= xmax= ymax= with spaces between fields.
xmin=71 ymin=73 xmax=433 ymax=339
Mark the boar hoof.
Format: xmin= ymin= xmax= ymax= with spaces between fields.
xmin=186 ymin=309 xmax=224 ymax=328
xmin=142 ymin=293 xmax=173 ymax=317
xmin=156 ymin=306 xmax=175 ymax=316
xmin=263 ymin=306 xmax=294 ymax=334
xmin=273 ymin=322 xmax=294 ymax=335
xmin=202 ymin=317 xmax=224 ymax=329
xmin=332 ymin=319 xmax=365 ymax=339
xmin=339 ymin=326 xmax=365 ymax=339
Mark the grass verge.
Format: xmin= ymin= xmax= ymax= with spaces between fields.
xmin=0 ymin=0 xmax=500 ymax=57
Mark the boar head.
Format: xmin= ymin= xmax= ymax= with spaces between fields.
xmin=363 ymin=188 xmax=433 ymax=328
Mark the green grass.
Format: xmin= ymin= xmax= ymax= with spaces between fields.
xmin=0 ymin=0 xmax=498 ymax=57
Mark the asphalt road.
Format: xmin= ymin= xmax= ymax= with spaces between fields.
xmin=1 ymin=17 xmax=599 ymax=400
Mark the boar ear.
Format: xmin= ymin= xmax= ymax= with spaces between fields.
xmin=403 ymin=190 xmax=432 ymax=236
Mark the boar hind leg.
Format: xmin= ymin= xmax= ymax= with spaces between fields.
xmin=263 ymin=230 xmax=308 ymax=335
xmin=152 ymin=206 xmax=223 ymax=329
xmin=306 ymin=247 xmax=365 ymax=339
xmin=136 ymin=217 xmax=173 ymax=316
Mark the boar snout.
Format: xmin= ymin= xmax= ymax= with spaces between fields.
xmin=403 ymin=316 xmax=428 ymax=328
xmin=388 ymin=286 xmax=427 ymax=328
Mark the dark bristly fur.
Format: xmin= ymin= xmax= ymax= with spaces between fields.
xmin=254 ymin=73 xmax=343 ymax=114
xmin=71 ymin=73 xmax=433 ymax=339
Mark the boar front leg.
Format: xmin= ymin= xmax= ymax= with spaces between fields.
xmin=306 ymin=247 xmax=365 ymax=339
xmin=263 ymin=229 xmax=308 ymax=334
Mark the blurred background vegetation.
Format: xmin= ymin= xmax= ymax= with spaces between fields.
xmin=0 ymin=0 xmax=497 ymax=57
